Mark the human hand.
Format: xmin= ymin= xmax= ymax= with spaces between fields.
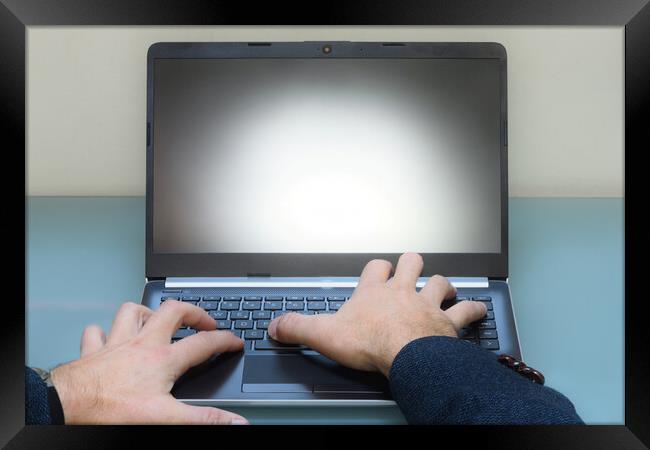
xmin=267 ymin=252 xmax=488 ymax=377
xmin=50 ymin=300 xmax=249 ymax=424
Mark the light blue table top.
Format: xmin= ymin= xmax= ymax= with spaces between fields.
xmin=26 ymin=197 xmax=623 ymax=424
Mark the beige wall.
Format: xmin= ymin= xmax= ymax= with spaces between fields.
xmin=27 ymin=26 xmax=624 ymax=197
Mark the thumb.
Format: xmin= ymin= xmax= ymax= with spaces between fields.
xmin=169 ymin=400 xmax=249 ymax=425
xmin=268 ymin=312 xmax=331 ymax=349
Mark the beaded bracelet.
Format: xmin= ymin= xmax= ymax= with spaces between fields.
xmin=497 ymin=354 xmax=545 ymax=385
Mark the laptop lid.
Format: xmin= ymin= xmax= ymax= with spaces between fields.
xmin=145 ymin=42 xmax=508 ymax=279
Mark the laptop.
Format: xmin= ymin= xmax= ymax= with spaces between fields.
xmin=141 ymin=41 xmax=522 ymax=406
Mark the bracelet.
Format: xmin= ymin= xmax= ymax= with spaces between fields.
xmin=497 ymin=354 xmax=545 ymax=385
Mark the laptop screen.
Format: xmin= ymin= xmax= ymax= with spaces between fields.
xmin=152 ymin=58 xmax=502 ymax=254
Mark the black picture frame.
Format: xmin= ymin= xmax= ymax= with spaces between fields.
xmin=145 ymin=41 xmax=509 ymax=279
xmin=7 ymin=0 xmax=648 ymax=447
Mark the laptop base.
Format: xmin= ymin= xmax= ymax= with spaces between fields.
xmin=141 ymin=279 xmax=520 ymax=405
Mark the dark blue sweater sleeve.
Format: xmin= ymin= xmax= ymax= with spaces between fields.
xmin=25 ymin=367 xmax=52 ymax=425
xmin=388 ymin=336 xmax=583 ymax=424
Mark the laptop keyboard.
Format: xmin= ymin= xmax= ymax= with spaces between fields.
xmin=163 ymin=295 xmax=499 ymax=351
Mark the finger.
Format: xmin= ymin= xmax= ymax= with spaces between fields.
xmin=356 ymin=259 xmax=393 ymax=290
xmin=267 ymin=312 xmax=332 ymax=350
xmin=160 ymin=398 xmax=249 ymax=425
xmin=141 ymin=300 xmax=216 ymax=343
xmin=445 ymin=300 xmax=488 ymax=331
xmin=106 ymin=302 xmax=154 ymax=346
xmin=419 ymin=274 xmax=457 ymax=307
xmin=171 ymin=330 xmax=245 ymax=374
xmin=390 ymin=252 xmax=424 ymax=290
xmin=80 ymin=324 xmax=106 ymax=357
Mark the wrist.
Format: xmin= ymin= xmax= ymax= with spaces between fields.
xmin=50 ymin=365 xmax=74 ymax=423
xmin=50 ymin=363 xmax=101 ymax=424
xmin=374 ymin=336 xmax=412 ymax=377
xmin=374 ymin=332 xmax=433 ymax=377
xmin=374 ymin=324 xmax=457 ymax=377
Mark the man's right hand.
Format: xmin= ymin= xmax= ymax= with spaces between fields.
xmin=267 ymin=252 xmax=488 ymax=377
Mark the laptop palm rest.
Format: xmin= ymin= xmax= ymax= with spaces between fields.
xmin=242 ymin=354 xmax=387 ymax=393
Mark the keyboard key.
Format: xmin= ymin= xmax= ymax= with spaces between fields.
xmin=234 ymin=320 xmax=253 ymax=329
xmin=286 ymin=301 xmax=305 ymax=310
xmin=287 ymin=296 xmax=304 ymax=301
xmin=244 ymin=296 xmax=263 ymax=301
xmin=255 ymin=340 xmax=307 ymax=351
xmin=458 ymin=328 xmax=476 ymax=339
xmin=256 ymin=320 xmax=270 ymax=330
xmin=200 ymin=301 xmax=219 ymax=310
xmin=273 ymin=311 xmax=288 ymax=318
xmin=264 ymin=301 xmax=283 ymax=310
xmin=306 ymin=296 xmax=325 ymax=301
xmin=479 ymin=339 xmax=499 ymax=350
xmin=297 ymin=311 xmax=315 ymax=315
xmin=478 ymin=320 xmax=496 ymax=329
xmin=244 ymin=330 xmax=264 ymax=340
xmin=230 ymin=311 xmax=250 ymax=320
xmin=265 ymin=296 xmax=284 ymax=301
xmin=161 ymin=296 xmax=179 ymax=302
xmin=479 ymin=329 xmax=498 ymax=339
xmin=216 ymin=320 xmax=232 ymax=329
xmin=473 ymin=296 xmax=492 ymax=302
xmin=475 ymin=300 xmax=493 ymax=310
xmin=462 ymin=338 xmax=478 ymax=344
xmin=223 ymin=296 xmax=242 ymax=301
xmin=484 ymin=311 xmax=495 ymax=320
xmin=327 ymin=296 xmax=346 ymax=301
xmin=329 ymin=301 xmax=344 ymax=311
xmin=172 ymin=329 xmax=196 ymax=340
xmin=220 ymin=301 xmax=240 ymax=310
xmin=242 ymin=301 xmax=262 ymax=310
xmin=252 ymin=311 xmax=271 ymax=320
xmin=307 ymin=301 xmax=326 ymax=310
xmin=231 ymin=330 xmax=242 ymax=338
xmin=181 ymin=296 xmax=201 ymax=302
xmin=456 ymin=296 xmax=471 ymax=301
xmin=209 ymin=311 xmax=228 ymax=320
xmin=204 ymin=296 xmax=222 ymax=301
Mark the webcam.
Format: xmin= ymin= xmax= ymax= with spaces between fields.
xmin=322 ymin=44 xmax=332 ymax=54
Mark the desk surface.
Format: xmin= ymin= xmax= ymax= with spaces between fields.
xmin=26 ymin=197 xmax=623 ymax=424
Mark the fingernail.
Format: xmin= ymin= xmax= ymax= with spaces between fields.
xmin=267 ymin=319 xmax=277 ymax=339
xmin=231 ymin=417 xmax=249 ymax=425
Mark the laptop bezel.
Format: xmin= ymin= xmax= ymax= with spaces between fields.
xmin=145 ymin=41 xmax=508 ymax=279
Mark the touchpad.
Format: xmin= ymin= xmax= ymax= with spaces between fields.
xmin=242 ymin=355 xmax=387 ymax=393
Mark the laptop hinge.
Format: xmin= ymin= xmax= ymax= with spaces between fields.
xmin=165 ymin=277 xmax=489 ymax=289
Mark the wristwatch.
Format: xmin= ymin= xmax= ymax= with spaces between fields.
xmin=32 ymin=367 xmax=65 ymax=424
xmin=32 ymin=367 xmax=55 ymax=387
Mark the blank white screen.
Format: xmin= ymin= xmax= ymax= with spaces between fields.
xmin=153 ymin=58 xmax=502 ymax=253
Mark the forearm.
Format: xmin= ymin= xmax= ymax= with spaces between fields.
xmin=388 ymin=336 xmax=583 ymax=425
